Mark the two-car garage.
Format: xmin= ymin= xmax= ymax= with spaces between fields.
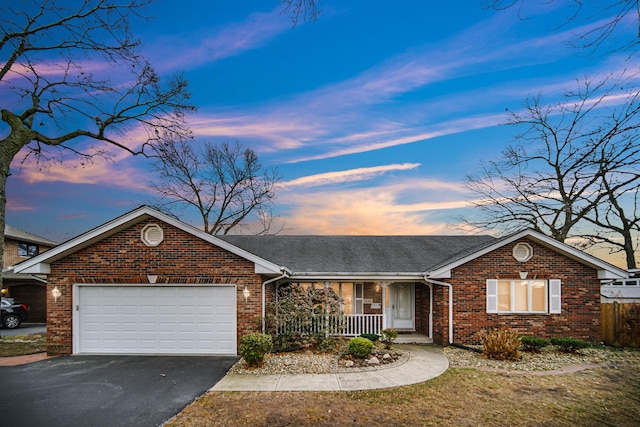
xmin=12 ymin=207 xmax=280 ymax=357
xmin=74 ymin=285 xmax=237 ymax=355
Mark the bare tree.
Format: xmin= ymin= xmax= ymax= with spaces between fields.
xmin=581 ymin=137 xmax=640 ymax=268
xmin=281 ymin=0 xmax=320 ymax=26
xmin=485 ymin=0 xmax=640 ymax=55
xmin=0 ymin=0 xmax=195 ymax=284
xmin=465 ymin=76 xmax=640 ymax=268
xmin=150 ymin=139 xmax=280 ymax=235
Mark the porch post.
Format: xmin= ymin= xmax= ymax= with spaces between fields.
xmin=324 ymin=281 xmax=330 ymax=337
xmin=380 ymin=282 xmax=390 ymax=330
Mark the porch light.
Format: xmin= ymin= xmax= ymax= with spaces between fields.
xmin=1 ymin=288 xmax=7 ymax=296
xmin=243 ymin=286 xmax=250 ymax=303
xmin=52 ymin=286 xmax=62 ymax=302
xmin=519 ymin=271 xmax=528 ymax=280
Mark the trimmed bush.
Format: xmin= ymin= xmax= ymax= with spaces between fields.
xmin=313 ymin=336 xmax=343 ymax=353
xmin=381 ymin=328 xmax=398 ymax=350
xmin=348 ymin=337 xmax=374 ymax=358
xmin=359 ymin=333 xmax=380 ymax=342
xmin=477 ymin=327 xmax=521 ymax=361
xmin=550 ymin=337 xmax=590 ymax=353
xmin=239 ymin=333 xmax=273 ymax=366
xmin=520 ymin=336 xmax=551 ymax=353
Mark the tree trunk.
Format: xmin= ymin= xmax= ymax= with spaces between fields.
xmin=0 ymin=151 xmax=10 ymax=291
xmin=1 ymin=110 xmax=35 ymax=289
xmin=623 ymin=230 xmax=637 ymax=270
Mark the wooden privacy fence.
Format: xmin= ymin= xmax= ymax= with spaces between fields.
xmin=601 ymin=302 xmax=640 ymax=347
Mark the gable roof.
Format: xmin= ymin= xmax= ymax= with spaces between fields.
xmin=12 ymin=206 xmax=284 ymax=275
xmin=12 ymin=207 xmax=628 ymax=281
xmin=427 ymin=228 xmax=628 ymax=280
xmin=219 ymin=235 xmax=496 ymax=275
xmin=5 ymin=225 xmax=58 ymax=246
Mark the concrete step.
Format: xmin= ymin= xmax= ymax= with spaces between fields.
xmin=394 ymin=334 xmax=433 ymax=344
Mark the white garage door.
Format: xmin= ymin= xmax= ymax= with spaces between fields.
xmin=75 ymin=285 xmax=236 ymax=355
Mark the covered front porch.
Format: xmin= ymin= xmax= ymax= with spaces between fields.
xmin=270 ymin=280 xmax=433 ymax=340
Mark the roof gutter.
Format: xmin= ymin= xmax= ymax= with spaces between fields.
xmin=286 ymin=273 xmax=425 ymax=281
xmin=424 ymin=276 xmax=453 ymax=345
xmin=262 ymin=267 xmax=291 ymax=333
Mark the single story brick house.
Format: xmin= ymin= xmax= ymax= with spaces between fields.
xmin=13 ymin=206 xmax=627 ymax=356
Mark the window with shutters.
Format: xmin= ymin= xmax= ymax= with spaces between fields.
xmin=486 ymin=279 xmax=561 ymax=314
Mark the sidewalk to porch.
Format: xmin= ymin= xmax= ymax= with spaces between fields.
xmin=211 ymin=344 xmax=448 ymax=392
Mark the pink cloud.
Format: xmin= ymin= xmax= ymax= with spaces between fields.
xmin=280 ymin=163 xmax=421 ymax=188
xmin=279 ymin=178 xmax=472 ymax=235
xmin=151 ymin=9 xmax=290 ymax=71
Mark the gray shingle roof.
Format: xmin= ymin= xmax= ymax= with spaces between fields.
xmin=5 ymin=225 xmax=58 ymax=246
xmin=218 ymin=235 xmax=496 ymax=274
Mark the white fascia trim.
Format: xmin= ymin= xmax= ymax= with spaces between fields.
xmin=598 ymin=270 xmax=628 ymax=280
xmin=15 ymin=263 xmax=51 ymax=275
xmin=427 ymin=229 xmax=628 ymax=280
xmin=13 ymin=206 xmax=283 ymax=275
xmin=287 ymin=273 xmax=425 ymax=281
xmin=430 ymin=269 xmax=451 ymax=279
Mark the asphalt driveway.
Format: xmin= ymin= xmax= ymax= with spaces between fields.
xmin=0 ymin=355 xmax=238 ymax=427
xmin=0 ymin=323 xmax=46 ymax=337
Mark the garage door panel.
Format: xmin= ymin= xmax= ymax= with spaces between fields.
xmin=77 ymin=286 xmax=236 ymax=355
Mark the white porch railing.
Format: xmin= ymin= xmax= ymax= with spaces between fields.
xmin=338 ymin=314 xmax=384 ymax=336
xmin=277 ymin=314 xmax=383 ymax=337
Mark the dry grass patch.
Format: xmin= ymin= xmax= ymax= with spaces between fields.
xmin=167 ymin=358 xmax=640 ymax=427
xmin=0 ymin=333 xmax=46 ymax=357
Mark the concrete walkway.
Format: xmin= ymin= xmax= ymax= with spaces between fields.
xmin=212 ymin=344 xmax=448 ymax=392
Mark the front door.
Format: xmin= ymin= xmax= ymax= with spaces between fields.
xmin=391 ymin=283 xmax=414 ymax=330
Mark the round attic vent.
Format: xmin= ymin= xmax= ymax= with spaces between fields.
xmin=512 ymin=242 xmax=533 ymax=262
xmin=141 ymin=223 xmax=164 ymax=247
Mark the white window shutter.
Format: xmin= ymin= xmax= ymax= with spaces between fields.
xmin=549 ymin=279 xmax=561 ymax=314
xmin=486 ymin=279 xmax=498 ymax=313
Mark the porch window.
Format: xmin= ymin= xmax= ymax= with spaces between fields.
xmin=297 ymin=282 xmax=357 ymax=314
xmin=486 ymin=279 xmax=561 ymax=314
xmin=330 ymin=283 xmax=355 ymax=314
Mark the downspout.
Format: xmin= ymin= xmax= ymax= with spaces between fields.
xmin=427 ymin=282 xmax=433 ymax=339
xmin=424 ymin=276 xmax=453 ymax=345
xmin=262 ymin=267 xmax=291 ymax=333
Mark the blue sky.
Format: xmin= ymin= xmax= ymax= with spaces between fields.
xmin=5 ymin=1 xmax=638 ymax=265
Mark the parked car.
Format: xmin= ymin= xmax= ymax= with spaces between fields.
xmin=1 ymin=298 xmax=29 ymax=328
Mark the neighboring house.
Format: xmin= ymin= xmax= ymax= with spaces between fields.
xmin=601 ymin=269 xmax=640 ymax=303
xmin=3 ymin=225 xmax=57 ymax=322
xmin=13 ymin=206 xmax=627 ymax=356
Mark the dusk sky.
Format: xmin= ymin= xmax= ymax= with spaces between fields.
xmin=4 ymin=1 xmax=638 ymax=267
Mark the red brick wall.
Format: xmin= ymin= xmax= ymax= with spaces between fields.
xmin=363 ymin=282 xmax=383 ymax=314
xmin=431 ymin=238 xmax=602 ymax=346
xmin=431 ymin=285 xmax=449 ymax=345
xmin=414 ymin=282 xmax=430 ymax=335
xmin=46 ymin=219 xmax=263 ymax=355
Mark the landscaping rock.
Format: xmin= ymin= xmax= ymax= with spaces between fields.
xmin=367 ymin=356 xmax=380 ymax=365
xmin=444 ymin=345 xmax=640 ymax=372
